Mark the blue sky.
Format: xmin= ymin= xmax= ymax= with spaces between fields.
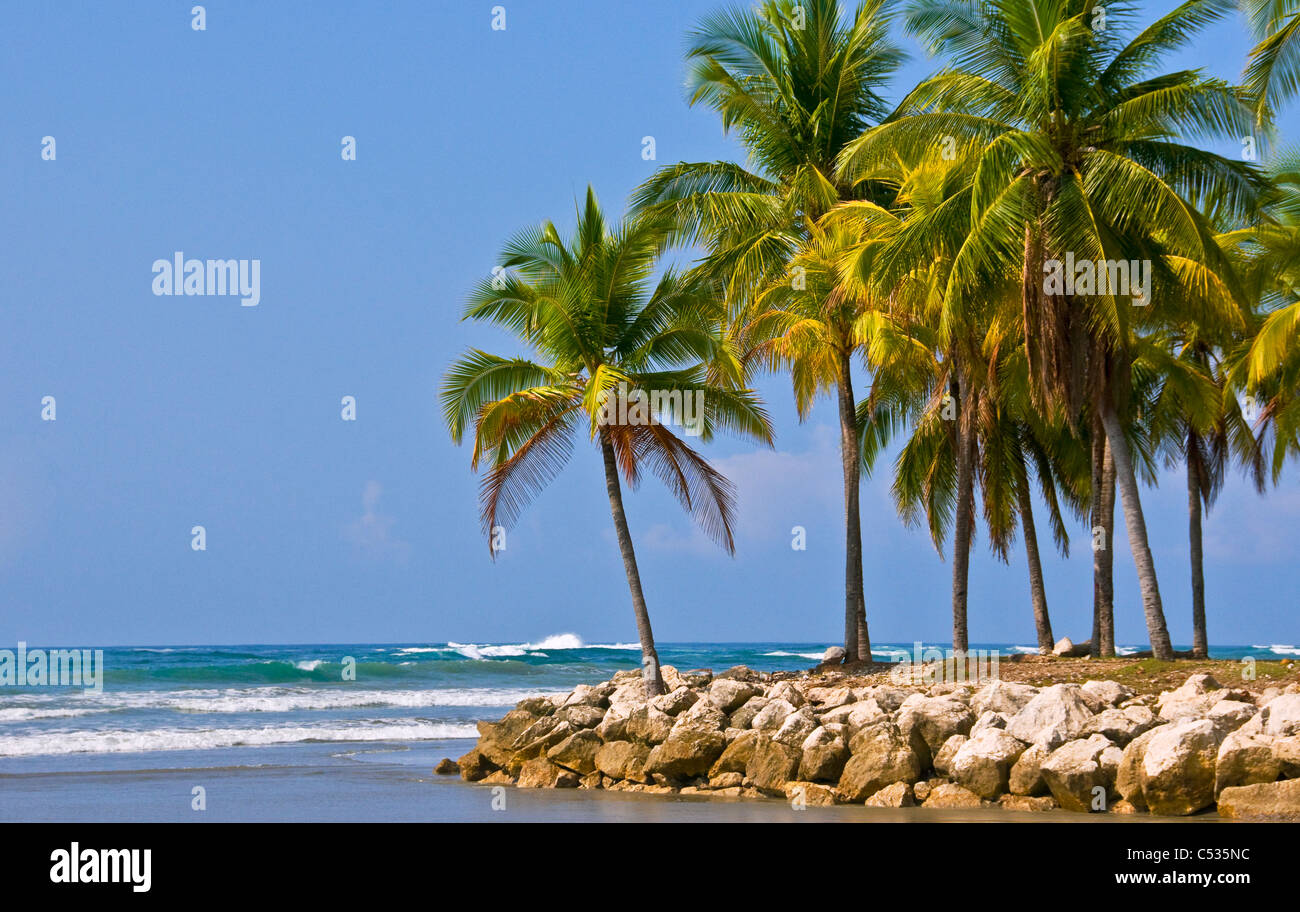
xmin=1 ymin=0 xmax=1296 ymax=649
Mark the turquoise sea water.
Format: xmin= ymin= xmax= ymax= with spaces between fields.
xmin=0 ymin=638 xmax=1289 ymax=820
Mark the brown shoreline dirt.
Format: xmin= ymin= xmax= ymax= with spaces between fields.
xmin=780 ymin=654 xmax=1297 ymax=697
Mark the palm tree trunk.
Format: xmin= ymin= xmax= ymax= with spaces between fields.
xmin=1015 ymin=456 xmax=1054 ymax=653
xmin=951 ymin=384 xmax=975 ymax=655
xmin=1099 ymin=400 xmax=1174 ymax=660
xmin=1098 ymin=439 xmax=1116 ymax=657
xmin=1090 ymin=432 xmax=1116 ymax=658
xmin=1188 ymin=451 xmax=1208 ymax=659
xmin=599 ymin=431 xmax=665 ymax=696
xmin=855 ymin=598 xmax=871 ymax=665
xmin=837 ymin=350 xmax=869 ymax=662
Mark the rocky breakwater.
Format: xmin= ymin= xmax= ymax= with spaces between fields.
xmin=444 ymin=666 xmax=1300 ymax=818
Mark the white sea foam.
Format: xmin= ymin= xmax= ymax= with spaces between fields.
xmin=1267 ymin=644 xmax=1299 ymax=656
xmin=0 ymin=707 xmax=102 ymax=722
xmin=762 ymin=650 xmax=827 ymax=660
xmin=2 ymin=687 xmax=548 ymax=716
xmin=293 ymin=660 xmax=325 ymax=671
xmin=0 ymin=721 xmax=479 ymax=757
xmin=442 ymin=635 xmax=639 ymax=659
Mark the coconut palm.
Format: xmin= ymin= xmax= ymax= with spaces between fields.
xmin=1241 ymin=0 xmax=1300 ymax=124
xmin=633 ymin=0 xmax=904 ymax=662
xmin=441 ymin=189 xmax=772 ymax=695
xmin=841 ymin=0 xmax=1267 ymax=659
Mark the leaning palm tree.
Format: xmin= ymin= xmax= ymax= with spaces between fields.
xmin=842 ymin=0 xmax=1267 ymax=659
xmin=633 ymin=0 xmax=904 ymax=662
xmin=441 ymin=189 xmax=773 ymax=695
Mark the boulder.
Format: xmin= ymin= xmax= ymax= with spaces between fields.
xmin=1214 ymin=730 xmax=1281 ymax=796
xmin=1274 ymin=735 xmax=1300 ymax=777
xmin=644 ymin=727 xmax=727 ymax=780
xmin=865 ymin=686 xmax=910 ymax=713
xmin=1009 ymin=742 xmax=1051 ymax=797
xmin=818 ymin=699 xmax=886 ymax=733
xmin=864 ymin=782 xmax=915 ymax=807
xmin=546 ymin=730 xmax=602 ymax=775
xmin=1157 ymin=673 xmax=1220 ymax=705
xmin=821 ymin=646 xmax=847 ymax=665
xmin=951 ymin=729 xmax=1029 ymax=799
xmin=594 ymin=740 xmax=650 ymax=782
xmin=624 ymin=706 xmax=674 ymax=745
xmin=745 ymin=735 xmax=802 ymax=792
xmin=1005 ymin=684 xmax=1095 ymax=749
xmin=506 ymin=720 xmax=574 ymax=774
xmin=728 ymin=696 xmax=769 ymax=729
xmin=1052 ymin=637 xmax=1087 ymax=657
xmin=1080 ymin=680 xmax=1134 ymax=711
xmin=433 ymin=757 xmax=460 ymax=776
xmin=516 ymin=757 xmax=569 ymax=789
xmin=1140 ymin=719 xmax=1219 ymax=816
xmin=798 ymin=728 xmax=848 ymax=782
xmin=751 ymin=699 xmax=797 ymax=732
xmin=559 ymin=685 xmax=607 ymax=710
xmin=649 ymin=686 xmax=698 ymax=717
xmin=707 ymin=679 xmax=762 ymax=713
xmin=838 ymin=722 xmax=923 ymax=802
xmin=970 ymin=710 xmax=1010 ymax=737
xmin=897 ymin=697 xmax=975 ymax=756
xmin=608 ymin=680 xmax=647 ymax=708
xmin=774 ymin=706 xmax=819 ymax=748
xmin=922 ymin=783 xmax=983 ymax=808
xmin=1040 ymin=734 xmax=1115 ymax=813
xmin=1081 ymin=705 xmax=1158 ymax=746
xmin=785 ymin=781 xmax=838 ymax=806
xmin=806 ymin=686 xmax=854 ymax=709
xmin=708 ymin=771 xmax=744 ymax=790
xmin=1216 ymin=779 xmax=1300 ymax=820
xmin=595 ymin=703 xmax=632 ymax=741
xmin=555 ymin=703 xmax=605 ymax=729
xmin=998 ymin=794 xmax=1057 ymax=812
xmin=769 ymin=682 xmax=807 ymax=708
xmin=709 ymin=730 xmax=761 ymax=776
xmin=1241 ymin=693 xmax=1300 ymax=738
xmin=1206 ymin=700 xmax=1259 ymax=739
xmin=1115 ymin=727 xmax=1162 ymax=810
xmin=673 ymin=697 xmax=727 ymax=732
xmin=933 ymin=735 xmax=967 ymax=776
xmin=971 ymin=680 xmax=1039 ymax=717
xmin=475 ymin=708 xmax=546 ymax=767
xmin=457 ymin=748 xmax=493 ymax=782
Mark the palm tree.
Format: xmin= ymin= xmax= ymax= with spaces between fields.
xmin=633 ymin=0 xmax=903 ymax=662
xmin=1241 ymin=0 xmax=1300 ymax=124
xmin=441 ymin=189 xmax=772 ymax=696
xmin=1090 ymin=428 xmax=1117 ymax=657
xmin=743 ymin=217 xmax=880 ymax=661
xmin=842 ymin=0 xmax=1266 ymax=659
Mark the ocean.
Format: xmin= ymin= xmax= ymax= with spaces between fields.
xmin=0 ymin=637 xmax=1290 ymax=821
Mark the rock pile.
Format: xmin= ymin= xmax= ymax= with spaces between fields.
xmin=442 ymin=667 xmax=1300 ymax=818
